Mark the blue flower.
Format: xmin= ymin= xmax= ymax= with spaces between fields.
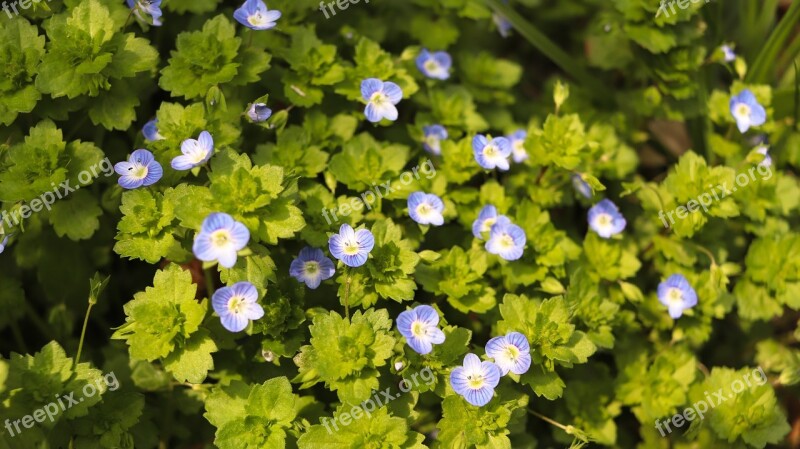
xmin=193 ymin=213 xmax=250 ymax=268
xmin=755 ymin=145 xmax=772 ymax=168
xmin=416 ymin=49 xmax=452 ymax=80
xmin=396 ymin=305 xmax=446 ymax=355
xmin=234 ymin=0 xmax=281 ymax=30
xmin=126 ymin=0 xmax=162 ymax=26
xmin=472 ymin=135 xmax=511 ymax=171
xmin=472 ymin=205 xmax=504 ymax=240
xmin=114 ymin=149 xmax=163 ymax=190
xmin=450 ymin=353 xmax=502 ymax=407
xmin=247 ymin=103 xmax=272 ymax=123
xmin=361 ymin=78 xmax=403 ymax=123
xmin=587 ymin=199 xmax=626 ymax=238
xmin=508 ymin=130 xmax=528 ymax=163
xmin=289 ymin=247 xmax=335 ymax=289
xmin=171 ymin=131 xmax=214 ymax=171
xmin=329 ymin=224 xmax=375 ymax=267
xmin=422 ymin=125 xmax=448 ymax=156
xmin=485 ymin=332 xmax=531 ymax=375
xmin=485 ymin=216 xmax=526 ymax=260
xmin=657 ymin=274 xmax=698 ymax=319
xmin=212 ymin=282 xmax=264 ymax=332
xmin=0 ymin=234 xmax=10 ymax=254
xmin=571 ymin=174 xmax=592 ymax=199
xmin=142 ymin=119 xmax=164 ymax=142
xmin=721 ymin=44 xmax=736 ymax=62
xmin=408 ymin=192 xmax=445 ymax=226
xmin=730 ymin=89 xmax=767 ymax=133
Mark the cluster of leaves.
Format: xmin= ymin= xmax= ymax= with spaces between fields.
xmin=0 ymin=0 xmax=799 ymax=449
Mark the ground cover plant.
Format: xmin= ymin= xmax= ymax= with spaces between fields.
xmin=1 ymin=0 xmax=800 ymax=448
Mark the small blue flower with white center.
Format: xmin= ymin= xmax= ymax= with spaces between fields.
xmin=171 ymin=131 xmax=214 ymax=171
xmin=657 ymin=274 xmax=698 ymax=319
xmin=572 ymin=174 xmax=592 ymax=199
xmin=422 ymin=125 xmax=448 ymax=156
xmin=234 ymin=0 xmax=281 ymax=30
xmin=193 ymin=213 xmax=250 ymax=268
xmin=289 ymin=247 xmax=335 ymax=289
xmin=416 ymin=49 xmax=452 ymax=80
xmin=328 ymin=224 xmax=375 ymax=268
xmin=730 ymin=89 xmax=767 ymax=133
xmin=492 ymin=0 xmax=512 ymax=38
xmin=508 ymin=130 xmax=528 ymax=163
xmin=408 ymin=192 xmax=445 ymax=226
xmin=721 ymin=44 xmax=736 ymax=63
xmin=472 ymin=205 xmax=505 ymax=240
xmin=396 ymin=305 xmax=446 ymax=355
xmin=247 ymin=103 xmax=272 ymax=123
xmin=485 ymin=332 xmax=531 ymax=376
xmin=450 ymin=353 xmax=502 ymax=407
xmin=114 ymin=149 xmax=163 ymax=190
xmin=755 ymin=145 xmax=772 ymax=168
xmin=485 ymin=216 xmax=526 ymax=261
xmin=588 ymin=199 xmax=626 ymax=238
xmin=127 ymin=0 xmax=162 ymax=26
xmin=142 ymin=119 xmax=164 ymax=142
xmin=212 ymin=282 xmax=264 ymax=332
xmin=472 ymin=134 xmax=511 ymax=171
xmin=361 ymin=78 xmax=403 ymax=123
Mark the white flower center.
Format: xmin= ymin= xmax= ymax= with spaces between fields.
xmin=504 ymin=344 xmax=520 ymax=360
xmin=596 ymin=213 xmax=612 ymax=228
xmin=227 ymin=296 xmax=245 ymax=315
xmin=128 ymin=164 xmax=148 ymax=180
xmin=248 ymin=12 xmax=264 ymax=25
xmin=370 ymin=91 xmax=388 ymax=106
xmin=466 ymin=372 xmax=486 ymax=389
xmin=304 ymin=261 xmax=319 ymax=275
xmin=211 ymin=229 xmax=232 ymax=248
xmin=483 ymin=144 xmax=498 ymax=158
xmin=736 ymin=103 xmax=751 ymax=118
xmin=513 ymin=140 xmax=525 ymax=154
xmin=481 ymin=217 xmax=496 ymax=233
xmin=667 ymin=288 xmax=683 ymax=306
xmin=343 ymin=238 xmax=360 ymax=255
xmin=498 ymin=234 xmax=515 ymax=249
xmin=416 ymin=203 xmax=433 ymax=217
xmin=424 ymin=60 xmax=440 ymax=73
xmin=411 ymin=321 xmax=426 ymax=338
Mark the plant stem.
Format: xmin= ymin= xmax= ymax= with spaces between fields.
xmin=204 ymin=267 xmax=216 ymax=296
xmin=746 ymin=0 xmax=800 ymax=83
xmin=343 ymin=267 xmax=351 ymax=320
xmin=9 ymin=321 xmax=27 ymax=354
xmin=483 ymin=0 xmax=608 ymax=102
xmin=75 ymin=302 xmax=94 ymax=369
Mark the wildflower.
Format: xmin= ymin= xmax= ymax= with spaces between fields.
xmin=485 ymin=216 xmax=526 ymax=261
xmin=127 ymin=0 xmax=162 ymax=26
xmin=472 ymin=205 xmax=501 ymax=240
xmin=408 ymin=192 xmax=445 ymax=226
xmin=730 ymin=89 xmax=767 ymax=133
xmin=289 ymin=247 xmax=335 ymax=289
xmin=755 ymin=145 xmax=772 ymax=168
xmin=397 ymin=305 xmax=446 ymax=355
xmin=450 ymin=353 xmax=502 ymax=407
xmin=472 ymin=134 xmax=511 ymax=171
xmin=114 ymin=149 xmax=163 ymax=190
xmin=361 ymin=78 xmax=403 ymax=123
xmin=492 ymin=0 xmax=512 ymax=38
xmin=142 ymin=119 xmax=164 ymax=142
xmin=485 ymin=332 xmax=531 ymax=375
xmin=721 ymin=44 xmax=736 ymax=62
xmin=422 ymin=125 xmax=448 ymax=156
xmin=508 ymin=130 xmax=528 ymax=163
xmin=416 ymin=49 xmax=452 ymax=80
xmin=171 ymin=131 xmax=214 ymax=170
xmin=193 ymin=213 xmax=250 ymax=268
xmin=247 ymin=103 xmax=272 ymax=123
xmin=572 ymin=174 xmax=592 ymax=199
xmin=657 ymin=274 xmax=698 ymax=319
xmin=212 ymin=282 xmax=264 ymax=332
xmin=234 ymin=0 xmax=281 ymax=30
xmin=328 ymin=224 xmax=375 ymax=268
xmin=588 ymin=199 xmax=626 ymax=238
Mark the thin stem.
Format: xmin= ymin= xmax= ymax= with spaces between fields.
xmin=688 ymin=241 xmax=718 ymax=267
xmin=343 ymin=267 xmax=351 ymax=320
xmin=204 ymin=267 xmax=216 ymax=296
xmin=75 ymin=303 xmax=94 ymax=369
xmin=9 ymin=321 xmax=27 ymax=354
